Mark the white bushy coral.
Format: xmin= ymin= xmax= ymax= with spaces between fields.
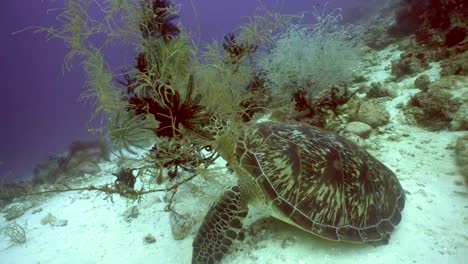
xmin=258 ymin=10 xmax=364 ymax=96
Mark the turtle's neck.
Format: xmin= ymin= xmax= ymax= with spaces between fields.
xmin=214 ymin=119 xmax=252 ymax=162
xmin=215 ymin=129 xmax=238 ymax=164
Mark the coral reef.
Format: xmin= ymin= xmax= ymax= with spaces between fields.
xmin=440 ymin=50 xmax=468 ymax=76
xmin=364 ymin=24 xmax=397 ymax=50
xmin=444 ymin=26 xmax=467 ymax=47
xmin=0 ymin=181 xmax=33 ymax=202
xmin=68 ymin=140 xmax=110 ymax=163
xmin=32 ymin=140 xmax=109 ymax=185
xmin=365 ymin=82 xmax=398 ymax=99
xmin=389 ymin=0 xmax=467 ymax=47
xmin=350 ymin=98 xmax=390 ymax=128
xmin=407 ymin=75 xmax=468 ymax=131
xmin=405 ymin=80 xmax=464 ymax=130
xmin=454 ymin=135 xmax=468 ymax=184
xmin=32 ymin=156 xmax=66 ymax=185
xmin=427 ymin=75 xmax=468 ymax=90
xmin=450 ymin=103 xmax=468 ymax=131
xmin=391 ymin=51 xmax=430 ymax=80
xmin=2 ymin=201 xmax=36 ymax=221
xmin=3 ymin=206 xmax=25 ymax=221
xmin=414 ymin=74 xmax=431 ymax=91
xmin=110 ymin=1 xmax=225 ymax=185
xmin=120 ymin=1 xmax=207 ymax=142
xmin=19 ymin=1 xmax=467 ymax=262
xmin=387 ymin=0 xmax=467 ymax=81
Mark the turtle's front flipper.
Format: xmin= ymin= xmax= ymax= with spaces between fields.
xmin=192 ymin=185 xmax=248 ymax=264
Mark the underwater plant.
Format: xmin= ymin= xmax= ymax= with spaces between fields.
xmin=236 ymin=3 xmax=301 ymax=50
xmin=258 ymin=9 xmax=365 ymax=98
xmin=222 ymin=33 xmax=258 ymax=65
xmin=31 ymin=0 xmax=361 ymax=210
xmin=79 ymin=50 xmax=126 ymax=116
xmin=149 ymin=137 xmax=218 ymax=182
xmin=118 ymin=1 xmax=207 ymax=140
xmin=1 ymin=221 xmax=27 ymax=246
xmin=193 ymin=39 xmax=256 ymax=121
xmin=139 ymin=0 xmax=181 ymax=40
xmin=127 ymin=75 xmax=212 ymax=139
xmin=20 ymin=3 xmax=412 ymax=264
xmin=238 ymin=75 xmax=271 ymax=122
xmin=107 ymin=110 xmax=159 ymax=155
xmin=291 ymin=85 xmax=358 ymax=128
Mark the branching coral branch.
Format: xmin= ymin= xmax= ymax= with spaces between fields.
xmin=23 ymin=173 xmax=199 ymax=209
xmin=258 ymin=9 xmax=365 ymax=97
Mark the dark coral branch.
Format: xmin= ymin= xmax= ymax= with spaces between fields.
xmin=292 ymin=86 xmax=358 ymax=128
xmin=222 ymin=33 xmax=258 ymax=64
xmin=140 ymin=0 xmax=181 ymax=40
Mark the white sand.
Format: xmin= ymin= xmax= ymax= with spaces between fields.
xmin=1 ymin=46 xmax=467 ymax=264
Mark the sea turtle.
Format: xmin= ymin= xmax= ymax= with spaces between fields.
xmin=192 ymin=121 xmax=405 ymax=264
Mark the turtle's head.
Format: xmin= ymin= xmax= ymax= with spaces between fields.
xmin=215 ymin=132 xmax=236 ymax=163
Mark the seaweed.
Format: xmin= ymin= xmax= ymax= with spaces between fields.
xmin=30 ymin=0 xmax=339 ymax=203
xmin=149 ymin=138 xmax=218 ymax=181
xmin=1 ymin=221 xmax=27 ymax=246
xmin=258 ymin=9 xmax=365 ymax=98
xmin=222 ymin=33 xmax=257 ymax=65
xmin=135 ymin=36 xmax=192 ymax=91
xmin=139 ymin=0 xmax=181 ymax=40
xmin=239 ymin=75 xmax=270 ymax=122
xmin=292 ymin=86 xmax=357 ymax=128
xmin=193 ymin=40 xmax=253 ymax=118
xmin=107 ymin=110 xmax=159 ymax=155
xmin=236 ymin=3 xmax=301 ymax=49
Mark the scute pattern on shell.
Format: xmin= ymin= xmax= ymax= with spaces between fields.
xmin=235 ymin=122 xmax=405 ymax=242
